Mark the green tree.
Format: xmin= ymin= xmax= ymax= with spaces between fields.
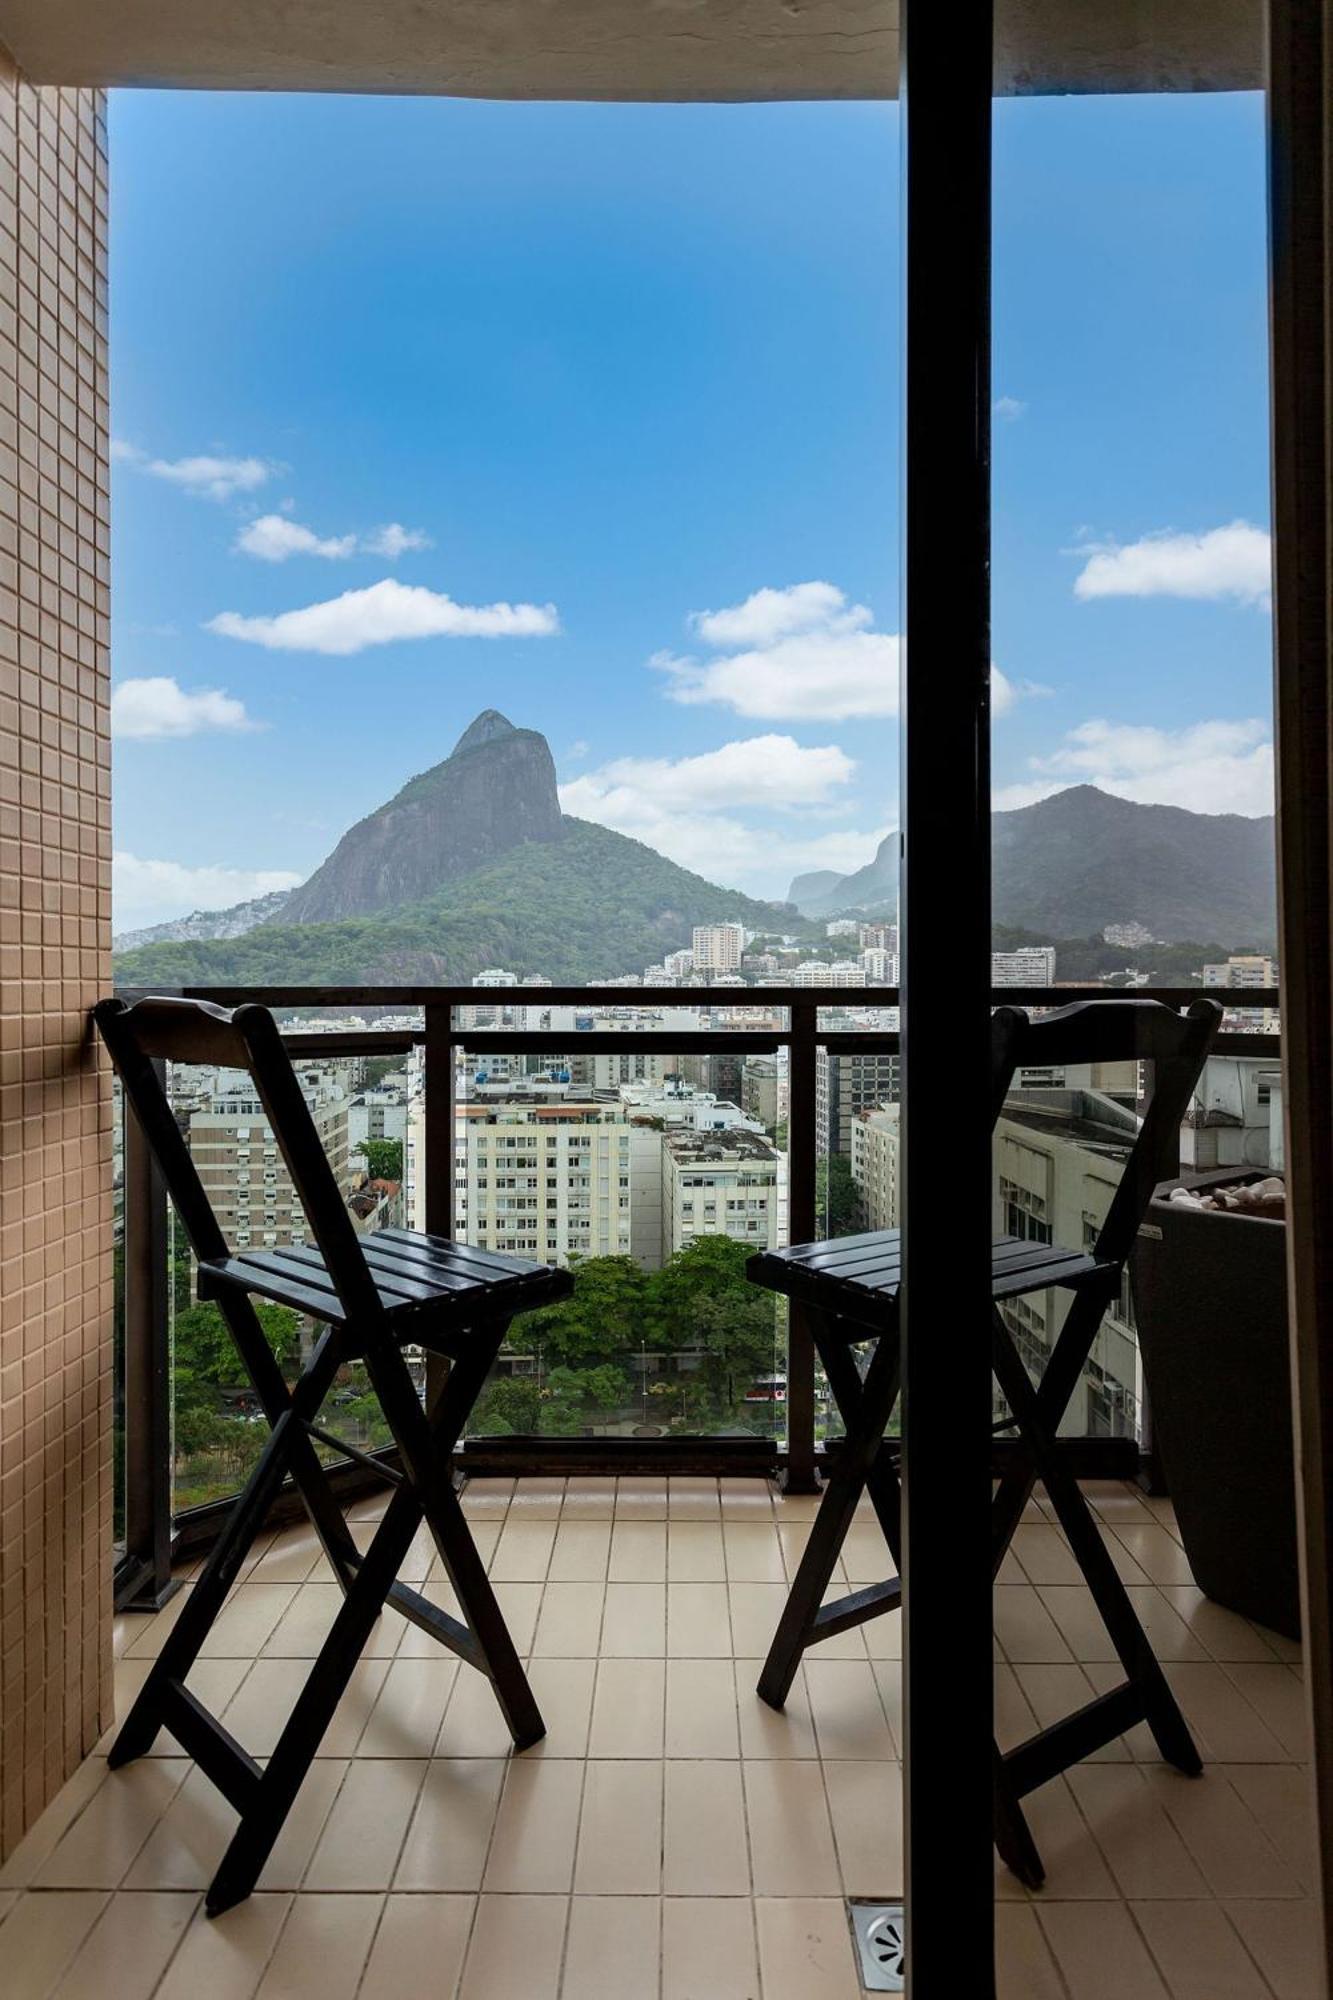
xmin=510 ymin=1255 xmax=656 ymax=1367
xmin=815 ymin=1153 xmax=860 ymax=1237
xmin=650 ymin=1236 xmax=779 ymax=1424
xmin=362 ymin=1137 xmax=404 ymax=1182
xmin=172 ymin=1298 xmax=302 ymax=1407
xmin=469 ymin=1374 xmax=542 ymax=1435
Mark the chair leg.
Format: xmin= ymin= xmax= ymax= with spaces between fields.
xmin=993 ymin=1748 xmax=1045 ymax=1890
xmin=757 ymin=1323 xmax=900 ymax=1709
xmin=111 ymin=1329 xmax=343 ymax=1766
xmin=990 ymin=1309 xmax=1201 ymax=1778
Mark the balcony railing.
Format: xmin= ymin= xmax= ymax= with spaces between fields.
xmin=110 ymin=981 xmax=1282 ymax=1609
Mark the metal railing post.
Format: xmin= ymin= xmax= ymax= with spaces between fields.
xmin=116 ymin=1066 xmax=179 ymax=1611
xmin=783 ymin=1000 xmax=819 ymax=1493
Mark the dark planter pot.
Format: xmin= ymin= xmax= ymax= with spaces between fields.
xmin=1133 ymin=1167 xmax=1301 ymax=1641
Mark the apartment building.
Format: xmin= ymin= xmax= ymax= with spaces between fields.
xmin=815 ymin=1044 xmax=900 ymax=1161
xmin=742 ymin=1052 xmax=788 ymax=1133
xmin=455 ymin=1101 xmax=663 ymax=1268
xmin=187 ymin=1069 xmax=352 ymax=1252
xmin=992 ymin=1088 xmax=1144 ymax=1438
xmin=850 ymin=1104 xmax=901 ymax=1231
xmin=1203 ymin=954 xmax=1280 ymax=1033
xmin=661 ymin=1127 xmax=781 ymax=1257
xmin=992 ymin=945 xmax=1057 ymax=986
xmin=691 ymin=921 xmax=745 ymax=973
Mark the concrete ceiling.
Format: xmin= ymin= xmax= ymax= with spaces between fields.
xmin=0 ymin=0 xmax=1262 ymax=101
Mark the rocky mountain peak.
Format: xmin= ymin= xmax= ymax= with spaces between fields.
xmin=453 ymin=708 xmax=518 ymax=756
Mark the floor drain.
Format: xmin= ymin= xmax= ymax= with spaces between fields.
xmin=850 ymin=1901 xmax=906 ymax=1992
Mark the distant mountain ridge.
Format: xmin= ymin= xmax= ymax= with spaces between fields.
xmin=113 ymin=887 xmax=293 ymax=956
xmin=788 ymin=786 xmax=1276 ymax=945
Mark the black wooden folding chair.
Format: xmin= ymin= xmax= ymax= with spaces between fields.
xmin=97 ymin=995 xmax=572 ymax=1915
xmin=748 ymin=995 xmax=1222 ymax=1887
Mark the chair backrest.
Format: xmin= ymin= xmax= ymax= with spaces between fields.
xmin=96 ymin=995 xmax=381 ymax=1320
xmin=989 ymin=996 xmax=1223 ymax=1271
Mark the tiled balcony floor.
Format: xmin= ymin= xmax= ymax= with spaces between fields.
xmin=0 ymin=1477 xmax=1317 ymax=1998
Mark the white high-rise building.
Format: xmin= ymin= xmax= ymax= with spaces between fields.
xmin=692 ymin=922 xmax=745 ymax=973
xmin=661 ymin=1128 xmax=780 ymax=1257
xmin=992 ymin=946 xmax=1057 ymax=987
xmin=188 ymin=1069 xmax=351 ymax=1253
xmin=850 ymin=1105 xmax=900 ymax=1231
xmin=446 ymin=1100 xmax=663 ymax=1268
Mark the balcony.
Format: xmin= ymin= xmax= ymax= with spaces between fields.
xmin=0 ymin=1469 xmax=1310 ymax=1999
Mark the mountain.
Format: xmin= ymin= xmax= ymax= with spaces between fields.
xmin=278 ymin=709 xmax=564 ymax=925
xmin=113 ymin=817 xmax=802 ymax=988
xmin=787 ymin=786 xmax=1276 ymax=944
xmin=113 ymin=888 xmax=294 ymax=955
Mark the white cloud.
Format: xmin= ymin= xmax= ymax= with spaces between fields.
xmin=558 ymin=734 xmax=881 ymax=895
xmin=207 ymin=577 xmax=560 ymax=654
xmin=111 ymin=676 xmax=257 ymax=739
xmin=658 ymin=582 xmax=1023 ymax=723
xmin=994 ymin=395 xmax=1027 ymax=422
xmin=113 ymin=853 xmax=303 ymax=931
xmin=113 ymin=441 xmax=275 ymax=501
xmin=236 ymin=516 xmax=435 ymax=563
xmin=1073 ymin=521 xmax=1272 ymax=606
xmin=996 ymin=716 xmax=1274 ymax=817
xmin=235 ymin=515 xmax=357 ymax=562
xmin=362 ymin=523 xmax=432 ymax=559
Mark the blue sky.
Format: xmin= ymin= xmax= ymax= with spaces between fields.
xmin=109 ymin=89 xmax=1273 ymax=932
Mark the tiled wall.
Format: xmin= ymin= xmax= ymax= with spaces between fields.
xmin=0 ymin=47 xmax=112 ymax=1859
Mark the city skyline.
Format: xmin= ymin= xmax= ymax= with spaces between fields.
xmin=110 ymin=89 xmax=1273 ymax=933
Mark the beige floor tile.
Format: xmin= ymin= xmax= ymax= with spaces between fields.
xmin=609 ymin=1520 xmax=668 ymax=1582
xmin=484 ymin=1758 xmax=584 ymax=1893
xmin=838 ymin=1521 xmax=893 ymax=1583
xmin=1067 ymin=1764 xmax=1209 ymax=1899
xmin=125 ymin=1756 xmax=346 ymax=1894
xmin=548 ymin=1521 xmax=612 ymax=1582
xmin=458 ymin=1894 xmax=567 ymax=2000
xmin=1229 ymin=1898 xmax=1322 ymax=2000
xmin=1108 ymin=1522 xmax=1198 ymax=1587
xmin=563 ymin=1896 xmax=660 ymax=2000
xmin=1009 ymin=1661 xmax=1127 ymax=1761
xmin=668 ymin=1521 xmax=727 ymax=1582
xmin=559 ymin=1483 xmax=617 ymax=1521
xmin=664 ymin=1759 xmax=750 ymax=1895
xmin=1011 ymin=1521 xmax=1083 ymax=1586
xmin=995 ymin=1904 xmax=1067 ymax=2000
xmin=661 ymin=1897 xmax=759 ymax=2000
xmin=614 ymin=1478 xmax=670 ymax=1520
xmin=1037 ymin=1899 xmax=1171 ymax=1999
xmin=861 ymin=1601 xmax=902 ymax=1660
xmin=491 ymin=1581 xmax=543 ymax=1655
xmin=734 ymin=1662 xmax=819 ymax=1759
xmin=589 ymin=1656 xmax=665 ymax=1757
xmin=304 ymin=1758 xmax=426 ymax=1890
xmin=1222 ymin=1660 xmax=1310 ymax=1757
xmin=123 ymin=1584 xmax=199 ymax=1660
xmin=1141 ymin=1765 xmax=1302 ymax=1899
xmin=532 ymin=1581 xmax=606 ymax=1658
xmin=1132 ymin=1899 xmax=1271 ymax=1999
xmin=201 ymin=1585 xmax=302 ymax=1659
xmin=0 ymin=1758 xmax=115 ymax=1890
xmin=459 ymin=1478 xmax=515 ymax=1517
xmin=666 ymin=1658 xmax=740 ymax=1759
xmin=994 ymin=1777 xmax=1119 ymax=1901
xmin=754 ymin=1896 xmax=861 ymax=2000
xmin=1159 ymin=1587 xmax=1282 ymax=1663
xmin=95 ymin=1658 xmax=251 ymax=1759
xmin=488 ymin=1518 xmax=557 ymax=1582
xmin=523 ymin=1657 xmax=597 ymax=1759
xmin=823 ymin=1758 xmax=903 ymax=1898
xmin=1223 ymin=1762 xmax=1316 ymax=1886
xmin=35 ymin=1758 xmax=190 ymax=1889
xmin=993 ymin=1584 xmax=1074 ymax=1665
xmin=155 ymin=1893 xmax=292 ymax=2000
xmin=601 ymin=1582 xmax=667 ymax=1656
xmin=777 ymin=1522 xmax=845 ymax=1583
xmin=814 ymin=1587 xmax=871 ymax=1660
xmin=719 ymin=1480 xmax=776 ymax=1519
xmin=743 ymin=1760 xmax=840 ymax=1896
xmin=994 ymin=1661 xmax=1041 ymax=1754
xmin=667 ymin=1582 xmax=733 ymax=1658
xmin=259 ymin=1586 xmax=343 ymax=1660
xmin=254 ymin=1892 xmax=383 ymax=2000
xmin=507 ymin=1476 xmax=567 ymax=1519
xmin=394 ymin=1759 xmax=506 ymax=1891
xmin=358 ymin=1657 xmax=458 ymax=1758
xmin=248 ymin=1529 xmax=326 ymax=1587
xmin=573 ymin=1760 xmax=663 ymax=1894
xmin=53 ymin=1889 xmax=197 ymax=2000
xmin=0 ymin=1891 xmax=108 ymax=2000
xmin=669 ymin=1481 xmax=723 ymax=1521
xmin=219 ymin=1657 xmax=386 ymax=1760
xmin=726 ymin=1584 xmax=788 ymax=1658
xmin=723 ymin=1524 xmax=787 ymax=1583
xmin=435 ymin=1661 xmax=526 ymax=1757
xmin=803 ymin=1658 xmax=896 ymax=1761
xmin=359 ymin=1893 xmax=474 ymax=1999
xmin=1158 ymin=1660 xmax=1291 ymax=1762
